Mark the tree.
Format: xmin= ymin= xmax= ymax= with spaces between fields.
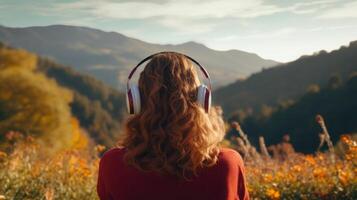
xmin=327 ymin=74 xmax=342 ymax=89
xmin=0 ymin=47 xmax=75 ymax=151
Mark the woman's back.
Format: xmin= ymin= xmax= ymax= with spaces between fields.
xmin=97 ymin=147 xmax=249 ymax=200
xmin=97 ymin=52 xmax=249 ymax=200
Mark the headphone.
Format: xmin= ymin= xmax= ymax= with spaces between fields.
xmin=126 ymin=51 xmax=212 ymax=114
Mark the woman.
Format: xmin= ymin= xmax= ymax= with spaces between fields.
xmin=97 ymin=52 xmax=249 ymax=200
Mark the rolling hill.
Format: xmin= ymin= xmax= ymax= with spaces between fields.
xmin=215 ymin=41 xmax=357 ymax=118
xmin=37 ymin=58 xmax=126 ymax=146
xmin=0 ymin=24 xmax=279 ymax=90
xmin=242 ymin=74 xmax=357 ymax=153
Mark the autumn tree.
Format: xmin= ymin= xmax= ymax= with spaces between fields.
xmin=0 ymin=47 xmax=75 ymax=151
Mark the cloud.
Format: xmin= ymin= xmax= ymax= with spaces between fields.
xmin=23 ymin=0 xmax=351 ymax=36
xmin=53 ymin=0 xmax=343 ymax=19
xmin=212 ymin=27 xmax=296 ymax=42
xmin=44 ymin=0 xmax=286 ymax=34
xmin=289 ymin=0 xmax=339 ymax=14
xmin=318 ymin=1 xmax=357 ymax=19
xmin=307 ymin=24 xmax=357 ymax=32
xmin=55 ymin=0 xmax=284 ymax=19
xmin=156 ymin=18 xmax=217 ymax=35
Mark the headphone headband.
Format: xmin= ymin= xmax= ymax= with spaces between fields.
xmin=127 ymin=51 xmax=211 ymax=90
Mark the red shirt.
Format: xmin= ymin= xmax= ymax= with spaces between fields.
xmin=97 ymin=147 xmax=249 ymax=200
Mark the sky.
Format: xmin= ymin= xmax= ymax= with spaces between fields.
xmin=1 ymin=0 xmax=357 ymax=62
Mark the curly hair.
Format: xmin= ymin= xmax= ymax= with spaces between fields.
xmin=119 ymin=52 xmax=225 ymax=179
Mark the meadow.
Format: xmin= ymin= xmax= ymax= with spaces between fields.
xmin=0 ymin=116 xmax=356 ymax=200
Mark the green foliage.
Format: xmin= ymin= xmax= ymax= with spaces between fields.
xmin=328 ymin=74 xmax=343 ymax=89
xmin=71 ymin=94 xmax=121 ymax=145
xmin=241 ymin=74 xmax=357 ymax=153
xmin=217 ymin=41 xmax=357 ymax=153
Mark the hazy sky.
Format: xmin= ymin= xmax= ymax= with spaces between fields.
xmin=1 ymin=0 xmax=357 ymax=62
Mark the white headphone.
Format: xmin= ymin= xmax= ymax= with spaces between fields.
xmin=126 ymin=52 xmax=212 ymax=114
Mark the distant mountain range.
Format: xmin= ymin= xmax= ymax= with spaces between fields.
xmin=0 ymin=25 xmax=279 ymax=90
xmin=215 ymin=40 xmax=357 ymax=118
xmin=1 ymin=25 xmax=356 ymax=152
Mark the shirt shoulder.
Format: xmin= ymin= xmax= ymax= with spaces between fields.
xmin=218 ymin=147 xmax=245 ymax=168
xmin=99 ymin=147 xmax=126 ymax=166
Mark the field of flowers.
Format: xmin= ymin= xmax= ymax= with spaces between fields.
xmin=0 ymin=137 xmax=100 ymax=200
xmin=244 ymin=135 xmax=357 ymax=200
xmin=0 ymin=121 xmax=356 ymax=199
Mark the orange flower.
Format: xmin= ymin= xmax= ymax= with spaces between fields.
xmin=95 ymin=145 xmax=106 ymax=153
xmin=338 ymin=170 xmax=349 ymax=185
xmin=313 ymin=168 xmax=326 ymax=178
xmin=45 ymin=188 xmax=54 ymax=200
xmin=340 ymin=134 xmax=351 ymax=144
xmin=266 ymin=188 xmax=280 ymax=200
xmin=305 ymin=155 xmax=316 ymax=165
xmin=291 ymin=165 xmax=302 ymax=172
xmin=263 ymin=174 xmax=273 ymax=182
xmin=0 ymin=151 xmax=7 ymax=159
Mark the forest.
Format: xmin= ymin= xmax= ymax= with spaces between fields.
xmin=233 ymin=74 xmax=357 ymax=153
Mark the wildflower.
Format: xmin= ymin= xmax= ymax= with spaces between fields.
xmin=291 ymin=165 xmax=302 ymax=172
xmin=340 ymin=134 xmax=351 ymax=144
xmin=44 ymin=188 xmax=54 ymax=200
xmin=338 ymin=170 xmax=349 ymax=185
xmin=263 ymin=174 xmax=273 ymax=182
xmin=247 ymin=186 xmax=253 ymax=194
xmin=316 ymin=153 xmax=324 ymax=161
xmin=305 ymin=155 xmax=316 ymax=165
xmin=95 ymin=144 xmax=106 ymax=153
xmin=5 ymin=131 xmax=23 ymax=141
xmin=313 ymin=168 xmax=326 ymax=178
xmin=0 ymin=151 xmax=7 ymax=159
xmin=266 ymin=188 xmax=280 ymax=200
xmin=26 ymin=136 xmax=35 ymax=142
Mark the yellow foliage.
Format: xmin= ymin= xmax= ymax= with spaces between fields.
xmin=0 ymin=44 xmax=77 ymax=153
xmin=0 ymin=47 xmax=37 ymax=71
xmin=70 ymin=118 xmax=89 ymax=149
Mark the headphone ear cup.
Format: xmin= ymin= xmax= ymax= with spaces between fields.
xmin=126 ymin=88 xmax=133 ymax=114
xmin=126 ymin=84 xmax=141 ymax=114
xmin=197 ymin=84 xmax=211 ymax=113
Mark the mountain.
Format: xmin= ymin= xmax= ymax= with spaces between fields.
xmin=0 ymin=25 xmax=279 ymax=90
xmin=215 ymin=41 xmax=357 ymax=118
xmin=241 ymin=74 xmax=357 ymax=153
